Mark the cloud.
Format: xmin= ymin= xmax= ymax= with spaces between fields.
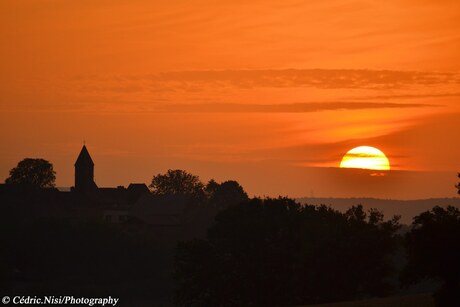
xmin=153 ymin=102 xmax=437 ymax=113
xmin=148 ymin=69 xmax=460 ymax=90
xmin=59 ymin=69 xmax=459 ymax=100
xmin=62 ymin=69 xmax=460 ymax=95
xmin=2 ymin=69 xmax=457 ymax=113
xmin=349 ymin=92 xmax=460 ymax=101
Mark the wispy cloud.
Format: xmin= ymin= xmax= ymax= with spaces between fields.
xmin=129 ymin=69 xmax=460 ymax=91
xmin=349 ymin=92 xmax=460 ymax=101
xmin=153 ymin=102 xmax=437 ymax=113
xmin=62 ymin=69 xmax=460 ymax=95
xmin=1 ymin=69 xmax=458 ymax=113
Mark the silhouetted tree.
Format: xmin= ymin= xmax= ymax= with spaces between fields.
xmin=456 ymin=173 xmax=460 ymax=195
xmin=204 ymin=179 xmax=219 ymax=196
xmin=174 ymin=198 xmax=400 ymax=306
xmin=401 ymin=206 xmax=460 ymax=307
xmin=205 ymin=179 xmax=248 ymax=209
xmin=5 ymin=158 xmax=56 ymax=188
xmin=149 ymin=169 xmax=204 ymax=198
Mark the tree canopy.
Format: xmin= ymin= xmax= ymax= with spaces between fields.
xmin=149 ymin=169 xmax=204 ymax=198
xmin=174 ymin=197 xmax=401 ymax=306
xmin=5 ymin=158 xmax=56 ymax=188
xmin=401 ymin=206 xmax=460 ymax=306
xmin=205 ymin=179 xmax=248 ymax=209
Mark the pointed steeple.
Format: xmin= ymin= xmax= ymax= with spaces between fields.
xmin=74 ymin=145 xmax=97 ymax=194
xmin=75 ymin=145 xmax=94 ymax=167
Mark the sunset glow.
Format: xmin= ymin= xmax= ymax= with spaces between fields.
xmin=340 ymin=146 xmax=390 ymax=171
xmin=1 ymin=0 xmax=460 ymax=199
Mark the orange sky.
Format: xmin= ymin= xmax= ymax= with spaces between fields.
xmin=1 ymin=0 xmax=460 ymax=199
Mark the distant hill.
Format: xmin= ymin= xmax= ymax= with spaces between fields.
xmin=297 ymin=197 xmax=460 ymax=224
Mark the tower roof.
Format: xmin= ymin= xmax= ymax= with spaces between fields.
xmin=75 ymin=145 xmax=94 ymax=166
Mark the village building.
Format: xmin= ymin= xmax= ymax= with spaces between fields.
xmin=0 ymin=145 xmax=190 ymax=229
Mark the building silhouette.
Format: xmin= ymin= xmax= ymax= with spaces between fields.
xmin=74 ymin=145 xmax=98 ymax=195
xmin=1 ymin=145 xmax=190 ymax=229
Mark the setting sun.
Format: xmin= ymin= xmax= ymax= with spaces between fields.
xmin=340 ymin=146 xmax=390 ymax=171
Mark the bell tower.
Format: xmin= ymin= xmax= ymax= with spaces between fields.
xmin=74 ymin=145 xmax=98 ymax=194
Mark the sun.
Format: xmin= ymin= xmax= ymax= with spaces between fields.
xmin=340 ymin=146 xmax=390 ymax=171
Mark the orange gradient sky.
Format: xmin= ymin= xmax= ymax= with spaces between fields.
xmin=1 ymin=0 xmax=460 ymax=199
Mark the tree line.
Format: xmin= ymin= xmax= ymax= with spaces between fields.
xmin=3 ymin=158 xmax=460 ymax=306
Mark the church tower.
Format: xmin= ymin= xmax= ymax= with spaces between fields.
xmin=74 ymin=145 xmax=98 ymax=194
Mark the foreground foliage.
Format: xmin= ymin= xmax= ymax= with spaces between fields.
xmin=174 ymin=197 xmax=401 ymax=307
xmin=402 ymin=206 xmax=460 ymax=307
